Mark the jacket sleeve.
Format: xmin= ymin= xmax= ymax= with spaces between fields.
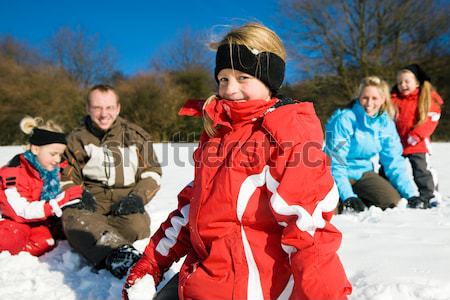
xmin=409 ymin=93 xmax=443 ymax=141
xmin=325 ymin=112 xmax=357 ymax=201
xmin=140 ymin=182 xmax=193 ymax=276
xmin=379 ymin=119 xmax=418 ymax=199
xmin=0 ymin=169 xmax=54 ymax=223
xmin=267 ymin=124 xmax=351 ymax=299
xmin=129 ymin=129 xmax=162 ymax=205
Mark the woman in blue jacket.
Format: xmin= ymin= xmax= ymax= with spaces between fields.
xmin=325 ymin=76 xmax=421 ymax=212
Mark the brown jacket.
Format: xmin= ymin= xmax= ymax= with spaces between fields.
xmin=62 ymin=116 xmax=162 ymax=214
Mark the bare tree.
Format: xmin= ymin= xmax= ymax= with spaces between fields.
xmin=150 ymin=28 xmax=213 ymax=72
xmin=278 ymin=0 xmax=449 ymax=96
xmin=48 ymin=27 xmax=117 ymax=87
xmin=0 ymin=35 xmax=46 ymax=67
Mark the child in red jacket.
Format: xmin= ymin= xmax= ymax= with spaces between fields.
xmin=0 ymin=116 xmax=82 ymax=256
xmin=391 ymin=64 xmax=444 ymax=208
xmin=122 ymin=22 xmax=351 ymax=300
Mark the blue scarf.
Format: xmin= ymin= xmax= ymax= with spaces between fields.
xmin=24 ymin=150 xmax=61 ymax=201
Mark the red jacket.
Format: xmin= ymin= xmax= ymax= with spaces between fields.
xmin=0 ymin=154 xmax=65 ymax=256
xmin=140 ymin=98 xmax=351 ymax=300
xmin=0 ymin=154 xmax=57 ymax=222
xmin=392 ymin=89 xmax=443 ymax=155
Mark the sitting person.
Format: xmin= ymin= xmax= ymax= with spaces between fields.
xmin=61 ymin=84 xmax=162 ymax=278
xmin=0 ymin=116 xmax=82 ymax=256
xmin=325 ymin=76 xmax=421 ymax=212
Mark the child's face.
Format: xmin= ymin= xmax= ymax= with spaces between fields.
xmin=31 ymin=143 xmax=66 ymax=171
xmin=396 ymin=70 xmax=419 ymax=96
xmin=217 ymin=69 xmax=271 ymax=102
xmin=359 ymin=86 xmax=386 ymax=117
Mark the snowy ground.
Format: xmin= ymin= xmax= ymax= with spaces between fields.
xmin=0 ymin=143 xmax=449 ymax=300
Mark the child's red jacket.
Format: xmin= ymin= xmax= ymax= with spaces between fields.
xmin=0 ymin=154 xmax=63 ymax=255
xmin=392 ymin=89 xmax=443 ymax=155
xmin=139 ymin=98 xmax=352 ymax=300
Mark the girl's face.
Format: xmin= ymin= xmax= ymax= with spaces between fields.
xmin=396 ymin=70 xmax=419 ymax=96
xmin=31 ymin=143 xmax=66 ymax=171
xmin=359 ymin=86 xmax=386 ymax=116
xmin=217 ymin=69 xmax=271 ymax=102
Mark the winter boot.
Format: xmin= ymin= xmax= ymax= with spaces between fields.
xmin=105 ymin=244 xmax=141 ymax=279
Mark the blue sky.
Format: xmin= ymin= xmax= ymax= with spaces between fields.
xmin=0 ymin=0 xmax=286 ymax=77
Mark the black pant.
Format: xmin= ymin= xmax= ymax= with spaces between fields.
xmin=155 ymin=273 xmax=179 ymax=300
xmin=406 ymin=153 xmax=435 ymax=201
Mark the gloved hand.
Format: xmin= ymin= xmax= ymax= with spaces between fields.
xmin=407 ymin=134 xmax=419 ymax=146
xmin=72 ymin=189 xmax=97 ymax=212
xmin=408 ymin=196 xmax=430 ymax=209
xmin=122 ymin=253 xmax=161 ymax=300
xmin=343 ymin=197 xmax=366 ymax=212
xmin=111 ymin=194 xmax=145 ymax=216
xmin=48 ymin=185 xmax=83 ymax=217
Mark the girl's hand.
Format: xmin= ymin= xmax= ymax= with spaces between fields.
xmin=407 ymin=134 xmax=419 ymax=146
xmin=122 ymin=254 xmax=161 ymax=300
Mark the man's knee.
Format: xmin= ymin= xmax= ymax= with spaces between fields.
xmin=113 ymin=213 xmax=151 ymax=240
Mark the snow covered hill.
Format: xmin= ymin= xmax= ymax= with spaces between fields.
xmin=0 ymin=143 xmax=449 ymax=300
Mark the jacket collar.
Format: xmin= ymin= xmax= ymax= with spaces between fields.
xmin=203 ymin=97 xmax=278 ymax=132
xmin=84 ymin=116 xmax=124 ymax=140
xmin=19 ymin=154 xmax=41 ymax=180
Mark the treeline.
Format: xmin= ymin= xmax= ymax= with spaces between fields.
xmin=0 ymin=0 xmax=449 ymax=144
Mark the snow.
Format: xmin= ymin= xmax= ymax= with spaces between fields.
xmin=1 ymin=143 xmax=450 ymax=300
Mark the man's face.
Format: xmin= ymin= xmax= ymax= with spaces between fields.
xmin=87 ymin=90 xmax=120 ymax=131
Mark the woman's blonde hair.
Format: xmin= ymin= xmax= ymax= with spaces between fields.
xmin=397 ymin=69 xmax=435 ymax=126
xmin=357 ymin=76 xmax=396 ymax=119
xmin=20 ymin=116 xmax=64 ymax=136
xmin=203 ymin=22 xmax=286 ymax=137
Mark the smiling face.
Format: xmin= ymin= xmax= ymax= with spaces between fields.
xmin=31 ymin=143 xmax=66 ymax=171
xmin=359 ymin=86 xmax=386 ymax=116
xmin=87 ymin=89 xmax=120 ymax=131
xmin=217 ymin=69 xmax=271 ymax=102
xmin=396 ymin=70 xmax=420 ymax=96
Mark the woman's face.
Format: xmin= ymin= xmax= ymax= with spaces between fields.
xmin=396 ymin=70 xmax=419 ymax=96
xmin=31 ymin=143 xmax=66 ymax=171
xmin=359 ymin=86 xmax=386 ymax=116
xmin=217 ymin=69 xmax=271 ymax=102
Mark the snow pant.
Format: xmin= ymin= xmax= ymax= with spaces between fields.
xmin=0 ymin=219 xmax=55 ymax=256
xmin=62 ymin=207 xmax=150 ymax=266
xmin=352 ymin=172 xmax=401 ymax=209
xmin=406 ymin=153 xmax=436 ymax=201
xmin=155 ymin=274 xmax=179 ymax=300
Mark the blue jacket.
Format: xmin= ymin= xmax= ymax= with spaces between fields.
xmin=325 ymin=100 xmax=418 ymax=201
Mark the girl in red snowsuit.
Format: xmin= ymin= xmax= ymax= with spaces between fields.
xmin=0 ymin=116 xmax=82 ymax=256
xmin=391 ymin=64 xmax=444 ymax=208
xmin=123 ymin=23 xmax=352 ymax=300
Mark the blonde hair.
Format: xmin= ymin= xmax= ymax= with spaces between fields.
xmin=397 ymin=69 xmax=435 ymax=126
xmin=20 ymin=116 xmax=64 ymax=135
xmin=203 ymin=22 xmax=286 ymax=137
xmin=357 ymin=76 xmax=396 ymax=119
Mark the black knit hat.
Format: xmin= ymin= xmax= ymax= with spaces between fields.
xmin=29 ymin=128 xmax=67 ymax=146
xmin=214 ymin=44 xmax=285 ymax=94
xmin=403 ymin=64 xmax=431 ymax=85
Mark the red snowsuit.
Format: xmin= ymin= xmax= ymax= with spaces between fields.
xmin=391 ymin=89 xmax=443 ymax=155
xmin=128 ymin=98 xmax=352 ymax=300
xmin=0 ymin=154 xmax=64 ymax=256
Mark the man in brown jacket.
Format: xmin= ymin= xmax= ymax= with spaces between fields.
xmin=61 ymin=84 xmax=162 ymax=278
